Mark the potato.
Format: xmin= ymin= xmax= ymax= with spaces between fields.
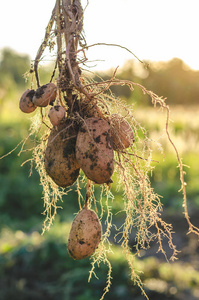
xmin=109 ymin=114 xmax=134 ymax=150
xmin=33 ymin=83 xmax=57 ymax=107
xmin=76 ymin=118 xmax=114 ymax=184
xmin=48 ymin=105 xmax=66 ymax=126
xmin=44 ymin=120 xmax=80 ymax=187
xmin=67 ymin=207 xmax=102 ymax=260
xmin=19 ymin=89 xmax=37 ymax=113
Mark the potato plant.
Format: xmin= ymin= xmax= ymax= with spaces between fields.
xmin=5 ymin=0 xmax=199 ymax=299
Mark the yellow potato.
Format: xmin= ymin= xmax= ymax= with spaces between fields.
xmin=67 ymin=207 xmax=102 ymax=260
xmin=76 ymin=118 xmax=114 ymax=184
xmin=19 ymin=89 xmax=37 ymax=113
xmin=44 ymin=120 xmax=80 ymax=187
xmin=33 ymin=83 xmax=57 ymax=107
xmin=109 ymin=114 xmax=134 ymax=150
xmin=48 ymin=105 xmax=66 ymax=126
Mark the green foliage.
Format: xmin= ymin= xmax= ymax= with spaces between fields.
xmin=0 ymin=226 xmax=131 ymax=300
xmin=97 ymin=58 xmax=199 ymax=106
xmin=0 ymin=121 xmax=43 ymax=230
xmin=150 ymin=152 xmax=199 ymax=211
xmin=1 ymin=225 xmax=199 ymax=300
xmin=0 ymin=47 xmax=57 ymax=114
xmin=142 ymin=58 xmax=199 ymax=105
xmin=0 ymin=48 xmax=30 ymax=88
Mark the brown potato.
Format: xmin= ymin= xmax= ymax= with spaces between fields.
xmin=19 ymin=89 xmax=37 ymax=113
xmin=109 ymin=114 xmax=134 ymax=150
xmin=44 ymin=120 xmax=80 ymax=187
xmin=48 ymin=105 xmax=66 ymax=126
xmin=67 ymin=207 xmax=102 ymax=260
xmin=33 ymin=83 xmax=57 ymax=107
xmin=76 ymin=118 xmax=114 ymax=184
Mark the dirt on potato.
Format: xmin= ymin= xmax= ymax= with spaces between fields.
xmin=19 ymin=89 xmax=36 ymax=113
xmin=75 ymin=118 xmax=114 ymax=184
xmin=44 ymin=119 xmax=80 ymax=187
xmin=33 ymin=83 xmax=57 ymax=107
xmin=67 ymin=207 xmax=102 ymax=260
xmin=109 ymin=114 xmax=135 ymax=150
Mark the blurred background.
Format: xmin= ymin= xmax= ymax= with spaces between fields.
xmin=1 ymin=1 xmax=199 ymax=299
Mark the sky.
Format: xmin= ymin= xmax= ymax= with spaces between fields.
xmin=1 ymin=0 xmax=199 ymax=71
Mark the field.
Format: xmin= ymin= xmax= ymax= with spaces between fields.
xmin=1 ymin=102 xmax=199 ymax=300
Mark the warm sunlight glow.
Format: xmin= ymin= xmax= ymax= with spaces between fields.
xmin=1 ymin=0 xmax=199 ymax=70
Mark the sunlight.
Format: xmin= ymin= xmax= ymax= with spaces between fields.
xmin=0 ymin=0 xmax=199 ymax=70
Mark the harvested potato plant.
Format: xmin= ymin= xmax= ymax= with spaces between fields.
xmin=6 ymin=0 xmax=199 ymax=300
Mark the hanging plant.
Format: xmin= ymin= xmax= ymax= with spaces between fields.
xmin=2 ymin=0 xmax=199 ymax=299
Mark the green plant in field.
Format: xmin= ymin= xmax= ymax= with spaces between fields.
xmin=1 ymin=1 xmax=199 ymax=299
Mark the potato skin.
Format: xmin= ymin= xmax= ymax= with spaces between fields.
xmin=67 ymin=207 xmax=102 ymax=260
xmin=109 ymin=114 xmax=134 ymax=150
xmin=48 ymin=105 xmax=66 ymax=126
xmin=76 ymin=118 xmax=114 ymax=184
xmin=19 ymin=89 xmax=37 ymax=113
xmin=44 ymin=120 xmax=80 ymax=187
xmin=33 ymin=83 xmax=57 ymax=107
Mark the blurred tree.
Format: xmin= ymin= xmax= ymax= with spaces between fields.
xmin=0 ymin=47 xmax=56 ymax=115
xmin=0 ymin=48 xmax=30 ymax=87
xmin=143 ymin=58 xmax=199 ymax=105
xmin=0 ymin=48 xmax=30 ymax=113
xmin=99 ymin=58 xmax=199 ymax=106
